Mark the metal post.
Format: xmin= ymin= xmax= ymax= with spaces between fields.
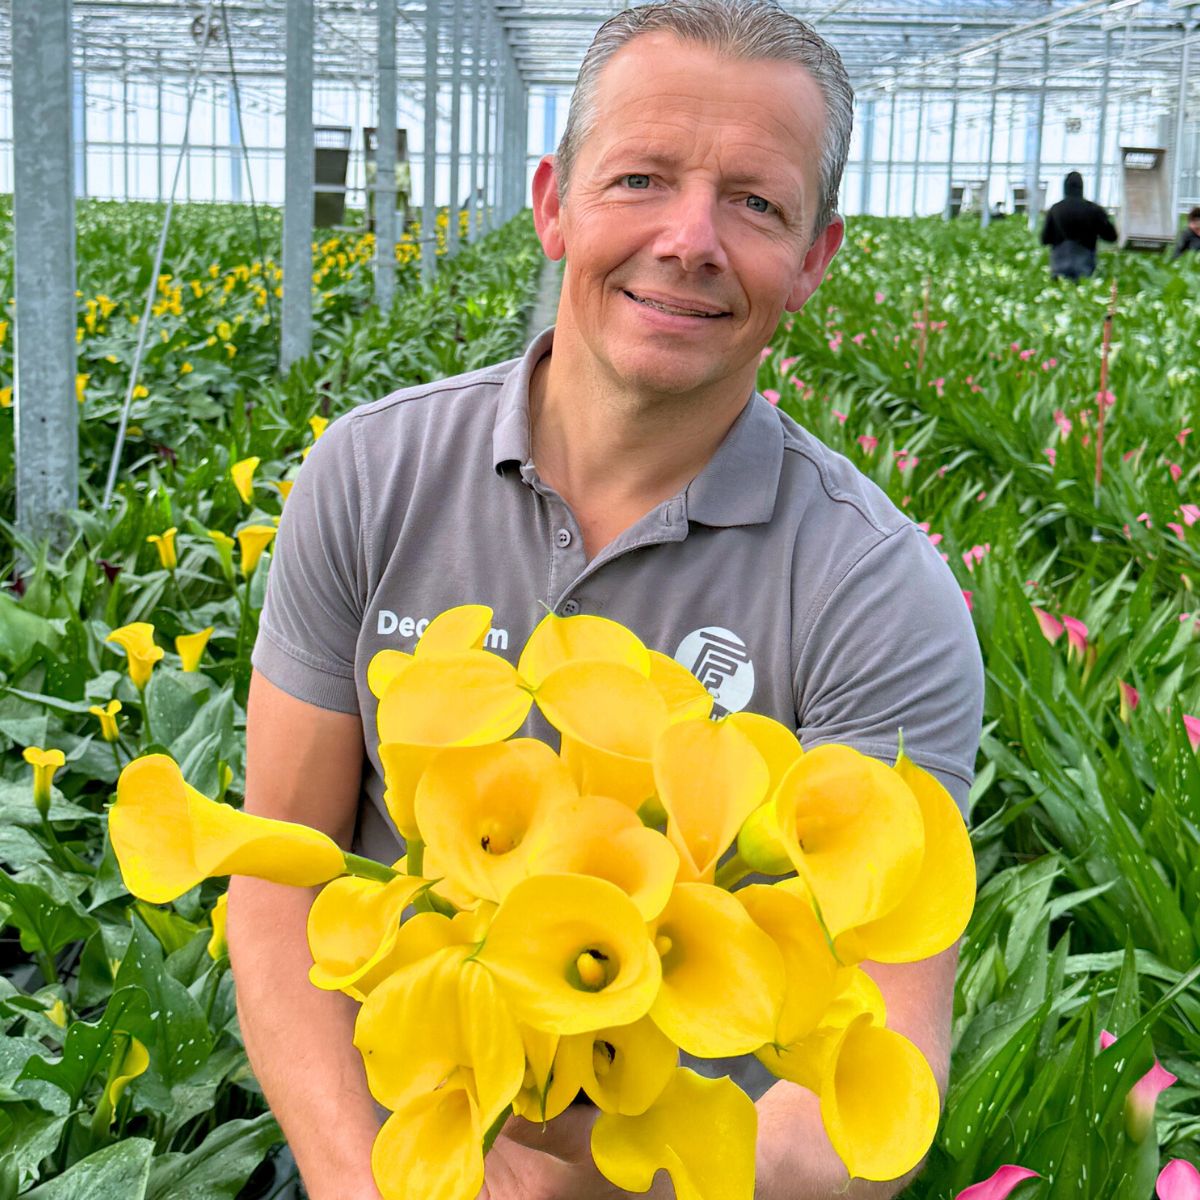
xmin=282 ymin=0 xmax=314 ymax=370
xmin=543 ymin=89 xmax=557 ymax=156
xmin=858 ymin=97 xmax=875 ymax=215
xmin=883 ymin=89 xmax=897 ymax=216
xmin=422 ymin=0 xmax=439 ymax=283
xmin=156 ymin=54 xmax=164 ymax=202
xmin=911 ymin=90 xmax=925 ymax=215
xmin=1094 ymin=29 xmax=1112 ymax=204
xmin=944 ymin=68 xmax=960 ymax=219
xmin=447 ymin=0 xmax=463 ymax=256
xmin=73 ymin=47 xmax=87 ymax=196
xmin=12 ymin=0 xmax=78 ymax=544
xmin=982 ymin=52 xmax=1000 ymax=227
xmin=468 ymin=0 xmax=481 ymax=243
xmin=122 ymin=56 xmax=130 ymax=200
xmin=1029 ymin=36 xmax=1050 ymax=232
xmin=481 ymin=16 xmax=494 ymax=235
xmin=376 ymin=0 xmax=397 ymax=310
xmin=1170 ymin=22 xmax=1193 ymax=223
xmin=229 ymin=83 xmax=243 ymax=203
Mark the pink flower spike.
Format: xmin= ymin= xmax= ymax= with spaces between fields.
xmin=1168 ymin=462 xmax=1183 ymax=483
xmin=1033 ymin=607 xmax=1064 ymax=644
xmin=1158 ymin=1159 xmax=1200 ymax=1200
xmin=759 ymin=347 xmax=773 ymax=362
xmin=955 ymin=1164 xmax=1041 ymax=1200
xmin=1096 ymin=389 xmax=1116 ymax=411
xmin=1137 ymin=512 xmax=1153 ymax=526
xmin=1167 ymin=522 xmax=1186 ymax=539
xmin=851 ymin=332 xmax=867 ymax=346
xmin=1184 ymin=714 xmax=1200 ymax=752
xmin=962 ymin=590 xmax=973 ymax=612
xmin=874 ymin=291 xmax=886 ymax=304
xmin=1099 ymin=1029 xmax=1118 ymax=1051
xmin=1044 ymin=448 xmax=1057 ymax=467
xmin=929 ymin=532 xmax=943 ymax=546
xmin=1010 ymin=342 xmax=1021 ymax=353
xmin=1053 ymin=409 xmax=1073 ymax=441
xmin=1178 ymin=427 xmax=1192 ymax=447
xmin=832 ymin=410 xmax=848 ymax=425
xmin=1062 ymin=616 xmax=1089 ymax=660
xmin=1020 ymin=348 xmax=1036 ymax=361
xmin=858 ymin=434 xmax=878 ymax=454
xmin=1118 ymin=682 xmax=1140 ymax=723
xmin=1180 ymin=504 xmax=1200 ymax=527
xmin=762 ymin=389 xmax=781 ymax=406
xmin=780 ymin=356 xmax=798 ymax=370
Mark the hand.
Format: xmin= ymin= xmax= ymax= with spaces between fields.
xmin=479 ymin=1107 xmax=674 ymax=1199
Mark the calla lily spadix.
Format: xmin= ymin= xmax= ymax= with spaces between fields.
xmin=649 ymin=882 xmax=785 ymax=1058
xmin=517 ymin=610 xmax=651 ymax=688
xmin=110 ymin=754 xmax=346 ymax=903
xmin=591 ymin=1067 xmax=757 ymax=1200
xmin=476 ymin=873 xmax=661 ymax=1034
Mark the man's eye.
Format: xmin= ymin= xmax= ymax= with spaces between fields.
xmin=622 ymin=174 xmax=651 ymax=189
xmin=746 ymin=195 xmax=772 ymax=214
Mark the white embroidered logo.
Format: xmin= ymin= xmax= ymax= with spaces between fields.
xmin=673 ymin=627 xmax=755 ymax=715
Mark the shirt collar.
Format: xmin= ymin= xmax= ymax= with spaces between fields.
xmin=491 ymin=325 xmax=784 ymax=528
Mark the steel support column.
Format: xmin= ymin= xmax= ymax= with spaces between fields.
xmin=448 ymin=0 xmax=463 ymax=256
xmin=156 ymin=56 xmax=164 ymax=202
xmin=229 ymin=83 xmax=243 ymax=203
xmin=982 ymin=52 xmax=1001 ymax=227
xmin=1094 ymin=29 xmax=1112 ymax=204
xmin=468 ymin=0 xmax=482 ymax=243
xmin=911 ymin=91 xmax=925 ymax=215
xmin=422 ymin=0 xmax=439 ymax=283
xmin=1170 ymin=23 xmax=1193 ymax=222
xmin=481 ymin=13 xmax=494 ymax=236
xmin=1028 ymin=37 xmax=1050 ymax=231
xmin=944 ymin=69 xmax=960 ymax=219
xmin=73 ymin=47 xmax=87 ymax=196
xmin=883 ymin=90 xmax=897 ymax=216
xmin=282 ymin=0 xmax=314 ymax=370
xmin=12 ymin=0 xmax=78 ymax=543
xmin=376 ymin=0 xmax=397 ymax=310
xmin=858 ymin=98 xmax=875 ymax=215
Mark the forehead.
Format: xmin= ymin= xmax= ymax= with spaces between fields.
xmin=579 ymin=32 xmax=827 ymax=179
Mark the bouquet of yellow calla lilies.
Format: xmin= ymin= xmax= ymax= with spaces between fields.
xmin=108 ymin=604 xmax=976 ymax=1200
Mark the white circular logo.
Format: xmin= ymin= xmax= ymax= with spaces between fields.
xmin=673 ymin=627 xmax=755 ymax=714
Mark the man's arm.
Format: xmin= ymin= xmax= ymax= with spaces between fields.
xmin=754 ymin=945 xmax=958 ymax=1200
xmin=227 ymin=671 xmax=383 ymax=1200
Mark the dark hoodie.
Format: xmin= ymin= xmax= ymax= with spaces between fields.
xmin=1040 ymin=171 xmax=1118 ymax=251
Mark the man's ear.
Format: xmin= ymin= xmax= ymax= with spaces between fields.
xmin=784 ymin=216 xmax=844 ymax=313
xmin=531 ymin=155 xmax=566 ymax=261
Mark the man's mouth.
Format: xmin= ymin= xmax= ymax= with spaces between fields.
xmin=622 ymin=290 xmax=730 ymax=319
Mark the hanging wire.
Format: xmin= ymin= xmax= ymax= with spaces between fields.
xmin=219 ymin=0 xmax=278 ymax=339
xmin=101 ymin=0 xmax=218 ymax=510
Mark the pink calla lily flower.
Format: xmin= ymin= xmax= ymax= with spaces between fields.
xmin=1099 ymin=1029 xmax=1178 ymax=1142
xmin=1061 ymin=616 xmax=1088 ymax=660
xmin=1157 ymin=1160 xmax=1200 ymax=1200
xmin=1184 ymin=714 xmax=1200 ymax=752
xmin=1032 ymin=607 xmax=1063 ymax=644
xmin=955 ymin=1164 xmax=1041 ymax=1199
xmin=1118 ymin=682 xmax=1140 ymax=724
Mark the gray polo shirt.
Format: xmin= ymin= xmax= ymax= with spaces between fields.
xmin=253 ymin=326 xmax=983 ymax=865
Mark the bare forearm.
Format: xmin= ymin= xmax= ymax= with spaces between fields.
xmin=228 ymin=877 xmax=382 ymax=1200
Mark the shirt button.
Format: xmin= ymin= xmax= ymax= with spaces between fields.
xmin=560 ymin=599 xmax=581 ymax=616
xmin=555 ymin=528 xmax=573 ymax=548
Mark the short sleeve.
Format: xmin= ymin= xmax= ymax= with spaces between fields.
xmin=794 ymin=524 xmax=983 ymax=816
xmin=251 ymin=414 xmax=367 ymax=713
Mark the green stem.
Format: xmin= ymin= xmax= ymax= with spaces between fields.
xmin=37 ymin=810 xmax=75 ymax=874
xmin=173 ymin=570 xmax=193 ymax=619
xmin=138 ymin=684 xmax=154 ymax=746
xmin=481 ymin=1104 xmax=512 ymax=1157
xmin=37 ymin=949 xmax=59 ymax=987
xmin=110 ymin=739 xmax=124 ymax=777
xmin=406 ymin=838 xmax=425 ymax=878
xmin=342 ymin=853 xmax=399 ymax=883
xmin=714 ymin=852 xmax=755 ymax=891
xmin=234 ymin=577 xmax=251 ymax=664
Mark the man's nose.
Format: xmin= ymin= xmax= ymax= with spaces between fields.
xmin=650 ymin=188 xmax=729 ymax=274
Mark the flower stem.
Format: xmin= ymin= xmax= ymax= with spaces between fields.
xmin=138 ymin=684 xmax=154 ymax=746
xmin=342 ymin=853 xmax=398 ymax=883
xmin=714 ymin=852 xmax=755 ymax=891
xmin=481 ymin=1105 xmax=512 ymax=1158
xmin=110 ymin=740 xmax=123 ymax=777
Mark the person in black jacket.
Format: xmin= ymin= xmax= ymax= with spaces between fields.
xmin=1172 ymin=206 xmax=1200 ymax=260
xmin=1040 ymin=171 xmax=1118 ymax=280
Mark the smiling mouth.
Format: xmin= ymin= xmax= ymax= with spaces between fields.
xmin=622 ymin=290 xmax=730 ymax=319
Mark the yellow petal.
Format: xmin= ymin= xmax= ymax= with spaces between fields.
xmin=350 ymin=909 xmax=476 ymax=1000
xmin=414 ymin=740 xmax=577 ymax=903
xmin=371 ymin=1082 xmax=483 ymax=1200
xmin=835 ymin=756 xmax=976 ymax=964
xmin=819 ymin=1017 xmax=941 ymax=1182
xmin=207 ymin=892 xmax=228 ymax=959
xmin=527 ymin=795 xmax=680 ymax=921
xmin=375 ymin=650 xmax=532 ymax=748
xmin=650 ymin=883 xmax=785 ymax=1057
xmin=477 ymin=874 xmax=660 ymax=1034
xmin=368 ymin=650 xmax=414 ymax=699
xmin=560 ymin=1015 xmax=678 ymax=1116
xmin=512 ymin=1025 xmax=584 ymax=1123
xmin=591 ymin=1067 xmax=756 ymax=1200
xmin=307 ymin=873 xmax=431 ymax=991
xmin=416 ymin=604 xmax=494 ymax=656
xmin=647 ymin=651 xmax=714 ymax=722
xmin=104 ymin=1035 xmax=150 ymax=1114
xmin=653 ymin=719 xmax=769 ymax=882
xmin=110 ymin=755 xmax=346 ymax=902
xmin=518 ymin=611 xmax=650 ymax=689
xmin=377 ymin=742 xmax=436 ymax=840
xmin=771 ymin=746 xmax=925 ymax=937
xmin=106 ymin=622 xmax=165 ymax=690
xmin=230 ymin=455 xmax=260 ymax=504
xmin=175 ymin=627 xmax=214 ymax=673
xmin=559 ymin=736 xmax=659 ymax=812
xmin=724 ymin=712 xmax=803 ymax=792
xmin=236 ymin=524 xmax=276 ymax=576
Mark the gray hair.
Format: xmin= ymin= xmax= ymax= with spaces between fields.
xmin=555 ymin=0 xmax=854 ymax=238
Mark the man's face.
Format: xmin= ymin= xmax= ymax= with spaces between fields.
xmin=533 ymin=33 xmax=843 ymax=401
xmin=1190 ymin=216 xmax=1200 ymax=236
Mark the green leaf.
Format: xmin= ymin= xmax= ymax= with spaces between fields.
xmin=0 ymin=594 xmax=61 ymax=668
xmin=145 ymin=1113 xmax=282 ymax=1199
xmin=21 ymin=1137 xmax=154 ymax=1199
xmin=0 ymin=780 xmax=99 ymax=828
xmin=142 ymin=669 xmax=200 ymax=751
xmin=0 ymin=868 xmax=97 ymax=959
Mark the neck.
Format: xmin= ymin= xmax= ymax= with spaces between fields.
xmin=529 ymin=332 xmax=754 ymax=558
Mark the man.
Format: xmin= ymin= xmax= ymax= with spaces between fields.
xmin=1172 ymin=206 xmax=1200 ymax=260
xmin=1039 ymin=170 xmax=1118 ymax=281
xmin=229 ymin=2 xmax=984 ymax=1198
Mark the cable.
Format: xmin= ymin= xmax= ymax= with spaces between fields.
xmin=101 ymin=0 xmax=217 ymax=510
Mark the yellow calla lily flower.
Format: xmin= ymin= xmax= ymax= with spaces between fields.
xmin=591 ymin=1067 xmax=756 ymax=1200
xmin=146 ymin=526 xmax=178 ymax=571
xmin=415 ymin=604 xmax=494 ymax=656
xmin=236 ymin=523 xmax=276 ymax=577
xmin=517 ymin=611 xmax=650 ymax=688
xmin=653 ymin=718 xmax=769 ymax=883
xmin=307 ymin=872 xmax=432 ymax=993
xmin=477 ymin=874 xmax=661 ymax=1035
xmin=414 ymin=740 xmax=577 ymax=904
xmin=110 ymin=754 xmax=347 ymax=903
xmin=350 ymin=909 xmax=479 ymax=1000
xmin=817 ymin=1015 xmax=941 ymax=1183
xmin=647 ymin=651 xmax=714 ymax=722
xmin=207 ymin=892 xmax=228 ymax=959
xmin=367 ymin=649 xmax=413 ymax=699
xmin=512 ymin=1025 xmax=587 ymax=1123
xmin=274 ymin=479 xmax=294 ymax=502
xmin=309 ymin=415 xmax=329 ymax=440
xmin=767 ymin=745 xmax=925 ymax=938
xmin=106 ymin=622 xmax=164 ymax=690
xmin=724 ymin=711 xmax=804 ymax=792
xmin=556 ymin=1015 xmax=677 ymax=1116
xmin=23 ymin=746 xmax=66 ymax=818
xmin=527 ymin=794 xmax=679 ymax=921
xmin=208 ymin=529 xmax=236 ymax=578
xmin=103 ymin=1034 xmax=150 ymax=1118
xmin=230 ymin=455 xmax=260 ymax=504
xmin=649 ymin=882 xmax=785 ymax=1058
xmin=834 ymin=756 xmax=976 ymax=965
xmin=88 ymin=699 xmax=123 ymax=743
xmin=175 ymin=627 xmax=214 ymax=672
